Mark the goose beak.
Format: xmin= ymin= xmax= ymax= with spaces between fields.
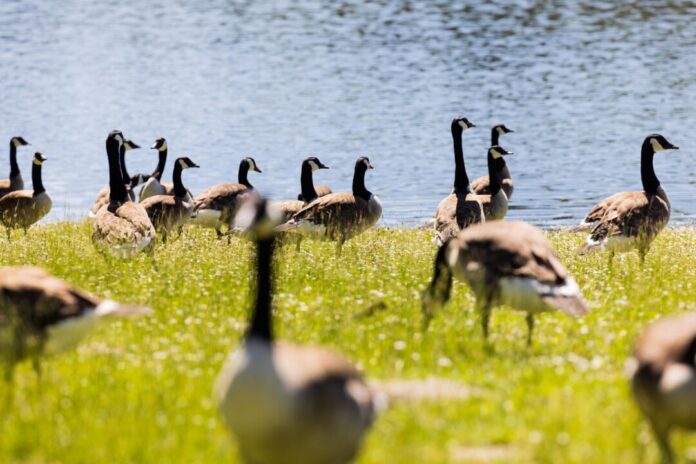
xmin=254 ymin=167 xmax=262 ymax=173
xmin=192 ymin=163 xmax=200 ymax=168
xmin=150 ymin=143 xmax=158 ymax=150
xmin=320 ymin=163 xmax=330 ymax=169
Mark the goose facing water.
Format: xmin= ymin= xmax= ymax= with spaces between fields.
xmin=471 ymin=124 xmax=514 ymax=198
xmin=478 ymin=145 xmax=513 ymax=220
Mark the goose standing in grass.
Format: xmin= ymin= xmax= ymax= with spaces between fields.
xmin=89 ymin=139 xmax=142 ymax=217
xmin=0 ymin=136 xmax=30 ymax=199
xmin=273 ymin=156 xmax=330 ymax=223
xmin=434 ymin=117 xmax=484 ymax=245
xmin=92 ymin=131 xmax=156 ymax=258
xmin=139 ymin=137 xmax=176 ymax=201
xmin=190 ymin=157 xmax=261 ymax=237
xmin=478 ymin=145 xmax=513 ymax=220
xmin=276 ymin=156 xmax=381 ymax=256
xmin=0 ymin=152 xmax=52 ymax=239
xmin=215 ymin=197 xmax=380 ymax=464
xmin=471 ymin=124 xmax=515 ymax=198
xmin=577 ymin=134 xmax=679 ymax=263
xmin=627 ymin=313 xmax=696 ymax=463
xmin=422 ymin=221 xmax=588 ymax=345
xmin=0 ymin=266 xmax=149 ymax=381
xmin=141 ymin=157 xmax=199 ymax=243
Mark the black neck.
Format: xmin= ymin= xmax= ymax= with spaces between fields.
xmin=488 ymin=152 xmax=502 ymax=195
xmin=119 ymin=148 xmax=131 ymax=184
xmin=153 ymin=149 xmax=167 ymax=181
xmin=352 ymin=164 xmax=371 ymax=200
xmin=300 ymin=162 xmax=318 ymax=202
xmin=247 ymin=238 xmax=274 ymax=342
xmin=641 ymin=140 xmax=660 ymax=194
xmin=238 ymin=163 xmax=252 ymax=188
xmin=108 ymin=141 xmax=129 ymax=203
xmin=452 ymin=128 xmax=470 ymax=194
xmin=9 ymin=143 xmax=19 ymax=178
xmin=491 ymin=128 xmax=499 ymax=146
xmin=32 ymin=162 xmax=45 ymax=195
xmin=172 ymin=162 xmax=187 ymax=197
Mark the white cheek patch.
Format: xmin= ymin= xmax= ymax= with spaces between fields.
xmin=160 ymin=142 xmax=167 ymax=151
xmin=490 ymin=149 xmax=502 ymax=159
xmin=650 ymin=139 xmax=663 ymax=152
xmin=458 ymin=121 xmax=467 ymax=130
xmin=308 ymin=160 xmax=319 ymax=171
xmin=179 ymin=159 xmax=187 ymax=169
xmin=248 ymin=159 xmax=256 ymax=171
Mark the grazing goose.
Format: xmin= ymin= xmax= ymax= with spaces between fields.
xmin=471 ymin=124 xmax=515 ymax=198
xmin=92 ymin=131 xmax=156 ymax=258
xmin=273 ymin=156 xmax=330 ymax=223
xmin=422 ymin=221 xmax=588 ymax=345
xmin=628 ymin=313 xmax=696 ymax=464
xmin=141 ymin=157 xmax=199 ymax=242
xmin=0 ymin=266 xmax=149 ymax=381
xmin=89 ymin=139 xmax=141 ymax=217
xmin=215 ymin=197 xmax=379 ymax=464
xmin=0 ymin=152 xmax=52 ymax=239
xmin=277 ymin=156 xmax=381 ymax=255
xmin=190 ymin=157 xmax=261 ymax=237
xmin=478 ymin=145 xmax=513 ymax=220
xmin=139 ymin=137 xmax=174 ymax=201
xmin=434 ymin=117 xmax=484 ymax=246
xmin=577 ymin=134 xmax=678 ymax=263
xmin=0 ymin=136 xmax=30 ymax=199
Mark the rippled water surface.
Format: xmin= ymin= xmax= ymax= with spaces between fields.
xmin=1 ymin=0 xmax=695 ymax=227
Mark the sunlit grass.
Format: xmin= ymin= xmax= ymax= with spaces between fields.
xmin=1 ymin=223 xmax=696 ymax=463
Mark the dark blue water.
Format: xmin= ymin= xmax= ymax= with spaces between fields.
xmin=1 ymin=0 xmax=695 ymax=227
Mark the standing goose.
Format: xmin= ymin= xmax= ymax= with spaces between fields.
xmin=141 ymin=157 xmax=199 ymax=242
xmin=215 ymin=197 xmax=379 ymax=464
xmin=478 ymin=145 xmax=513 ymax=220
xmin=277 ymin=156 xmax=381 ymax=255
xmin=422 ymin=221 xmax=588 ymax=345
xmin=139 ymin=137 xmax=173 ymax=201
xmin=92 ymin=131 xmax=156 ymax=258
xmin=577 ymin=134 xmax=679 ymax=262
xmin=471 ymin=124 xmax=515 ymax=198
xmin=89 ymin=139 xmax=141 ymax=217
xmin=0 ymin=266 xmax=149 ymax=381
xmin=0 ymin=152 xmax=52 ymax=239
xmin=628 ymin=313 xmax=696 ymax=464
xmin=190 ymin=157 xmax=261 ymax=237
xmin=0 ymin=136 xmax=31 ymax=199
xmin=273 ymin=156 xmax=330 ymax=223
xmin=434 ymin=117 xmax=484 ymax=246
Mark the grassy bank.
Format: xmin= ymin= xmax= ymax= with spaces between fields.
xmin=2 ymin=223 xmax=696 ymax=463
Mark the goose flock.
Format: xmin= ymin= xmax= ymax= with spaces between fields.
xmin=0 ymin=121 xmax=691 ymax=462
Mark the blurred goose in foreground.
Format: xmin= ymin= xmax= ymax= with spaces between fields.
xmin=215 ymin=197 xmax=380 ymax=464
xmin=471 ymin=124 xmax=515 ymax=198
xmin=190 ymin=157 xmax=261 ymax=238
xmin=273 ymin=156 xmax=330 ymax=223
xmin=276 ymin=156 xmax=381 ymax=256
xmin=478 ymin=145 xmax=513 ymax=220
xmin=434 ymin=117 xmax=484 ymax=246
xmin=0 ymin=266 xmax=149 ymax=381
xmin=0 ymin=136 xmax=30 ymax=199
xmin=138 ymin=137 xmax=192 ymax=202
xmin=92 ymin=131 xmax=156 ymax=258
xmin=0 ymin=152 xmax=52 ymax=239
xmin=89 ymin=139 xmax=142 ymax=217
xmin=422 ymin=221 xmax=588 ymax=345
xmin=628 ymin=313 xmax=696 ymax=463
xmin=577 ymin=134 xmax=679 ymax=263
xmin=141 ymin=157 xmax=199 ymax=243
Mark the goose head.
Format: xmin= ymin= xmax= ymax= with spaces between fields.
xmin=11 ymin=136 xmax=30 ymax=148
xmin=32 ymin=152 xmax=47 ymax=165
xmin=123 ymin=140 xmax=140 ymax=151
xmin=489 ymin=145 xmax=513 ymax=159
xmin=151 ymin=137 xmax=167 ymax=152
xmin=176 ymin=156 xmax=200 ymax=170
xmin=305 ymin=156 xmax=329 ymax=171
xmin=647 ymin=134 xmax=679 ymax=153
xmin=451 ymin=116 xmax=476 ymax=134
xmin=356 ymin=156 xmax=374 ymax=171
xmin=493 ymin=124 xmax=514 ymax=137
xmin=244 ymin=157 xmax=262 ymax=173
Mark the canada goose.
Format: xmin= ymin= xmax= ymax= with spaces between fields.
xmin=577 ymin=134 xmax=679 ymax=263
xmin=190 ymin=157 xmax=261 ymax=237
xmin=215 ymin=197 xmax=379 ymax=464
xmin=89 ymin=139 xmax=142 ymax=217
xmin=0 ymin=266 xmax=149 ymax=381
xmin=471 ymin=124 xmax=514 ymax=198
xmin=0 ymin=136 xmax=30 ymax=199
xmin=478 ymin=145 xmax=513 ymax=220
xmin=139 ymin=137 xmax=176 ymax=201
xmin=273 ymin=156 xmax=330 ymax=223
xmin=628 ymin=312 xmax=696 ymax=464
xmin=0 ymin=152 xmax=52 ymax=239
xmin=276 ymin=156 xmax=381 ymax=255
xmin=141 ymin=157 xmax=199 ymax=242
xmin=434 ymin=117 xmax=484 ymax=246
xmin=92 ymin=131 xmax=156 ymax=258
xmin=422 ymin=221 xmax=588 ymax=345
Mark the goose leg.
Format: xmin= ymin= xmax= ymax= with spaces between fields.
xmin=649 ymin=421 xmax=673 ymax=464
xmin=638 ymin=246 xmax=648 ymax=266
xmin=526 ymin=313 xmax=535 ymax=346
xmin=479 ymin=296 xmax=493 ymax=340
xmin=608 ymin=251 xmax=615 ymax=271
xmin=336 ymin=239 xmax=344 ymax=257
xmin=216 ymin=228 xmax=224 ymax=240
xmin=295 ymin=236 xmax=302 ymax=252
xmin=5 ymin=228 xmax=10 ymax=241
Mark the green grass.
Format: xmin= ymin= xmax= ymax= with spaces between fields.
xmin=2 ymin=223 xmax=696 ymax=463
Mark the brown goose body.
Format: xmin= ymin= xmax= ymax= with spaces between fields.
xmin=434 ymin=192 xmax=484 ymax=245
xmin=423 ymin=221 xmax=588 ymax=344
xmin=298 ymin=184 xmax=332 ymax=201
xmin=276 ymin=157 xmax=332 ymax=223
xmin=0 ymin=152 xmax=52 ymax=235
xmin=274 ymin=199 xmax=305 ymax=223
xmin=471 ymin=174 xmax=513 ymax=199
xmin=90 ymin=185 xmax=136 ymax=217
xmin=629 ymin=313 xmax=696 ymax=462
xmin=474 ymin=146 xmax=513 ymax=221
xmin=0 ymin=266 xmax=149 ymax=380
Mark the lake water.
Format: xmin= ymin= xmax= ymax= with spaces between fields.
xmin=1 ymin=0 xmax=695 ymax=228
